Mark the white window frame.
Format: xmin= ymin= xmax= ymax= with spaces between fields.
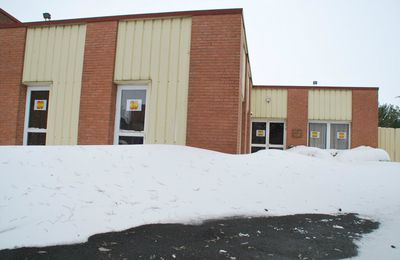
xmin=114 ymin=85 xmax=149 ymax=145
xmin=251 ymin=119 xmax=286 ymax=150
xmin=23 ymin=86 xmax=50 ymax=145
xmin=307 ymin=121 xmax=351 ymax=149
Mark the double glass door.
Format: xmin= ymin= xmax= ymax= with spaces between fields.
xmin=251 ymin=121 xmax=285 ymax=152
xmin=308 ymin=122 xmax=350 ymax=149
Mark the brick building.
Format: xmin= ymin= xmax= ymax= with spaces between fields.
xmin=0 ymin=8 xmax=378 ymax=153
xmin=251 ymin=86 xmax=378 ymax=152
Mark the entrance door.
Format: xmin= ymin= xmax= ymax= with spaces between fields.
xmin=114 ymin=85 xmax=148 ymax=145
xmin=251 ymin=121 xmax=285 ymax=152
xmin=268 ymin=122 xmax=285 ymax=150
xmin=23 ymin=87 xmax=50 ymax=145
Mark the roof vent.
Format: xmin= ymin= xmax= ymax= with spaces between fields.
xmin=313 ymin=81 xmax=318 ymax=85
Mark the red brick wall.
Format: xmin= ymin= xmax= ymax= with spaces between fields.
xmin=0 ymin=27 xmax=26 ymax=145
xmin=287 ymin=88 xmax=308 ymax=147
xmin=351 ymin=89 xmax=378 ymax=148
xmin=78 ymin=21 xmax=118 ymax=144
xmin=246 ymin=78 xmax=253 ymax=153
xmin=241 ymin=59 xmax=251 ymax=154
xmin=0 ymin=11 xmax=19 ymax=25
xmin=186 ymin=14 xmax=243 ymax=154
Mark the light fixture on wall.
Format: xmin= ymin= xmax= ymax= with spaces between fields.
xmin=265 ymin=97 xmax=271 ymax=103
xmin=43 ymin=13 xmax=51 ymax=21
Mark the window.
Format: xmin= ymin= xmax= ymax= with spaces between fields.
xmin=23 ymin=87 xmax=50 ymax=145
xmin=251 ymin=121 xmax=285 ymax=152
xmin=308 ymin=122 xmax=350 ymax=149
xmin=114 ymin=85 xmax=148 ymax=145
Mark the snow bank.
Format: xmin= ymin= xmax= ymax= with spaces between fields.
xmin=335 ymin=146 xmax=391 ymax=162
xmin=0 ymin=145 xmax=399 ymax=259
xmin=288 ymin=145 xmax=391 ymax=162
xmin=286 ymin=145 xmax=337 ymax=159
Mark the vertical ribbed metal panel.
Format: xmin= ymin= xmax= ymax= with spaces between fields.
xmin=251 ymin=88 xmax=287 ymax=118
xmin=114 ymin=17 xmax=192 ymax=145
xmin=308 ymin=89 xmax=352 ymax=120
xmin=22 ymin=25 xmax=86 ymax=145
xmin=378 ymin=127 xmax=400 ymax=162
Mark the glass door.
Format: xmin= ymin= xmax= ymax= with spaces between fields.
xmin=330 ymin=123 xmax=350 ymax=149
xmin=308 ymin=123 xmax=327 ymax=149
xmin=114 ymin=85 xmax=147 ymax=145
xmin=251 ymin=122 xmax=267 ymax=153
xmin=251 ymin=121 xmax=285 ymax=152
xmin=23 ymin=87 xmax=50 ymax=145
xmin=268 ymin=122 xmax=285 ymax=150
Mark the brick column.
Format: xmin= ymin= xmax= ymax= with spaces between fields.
xmin=351 ymin=89 xmax=378 ymax=148
xmin=0 ymin=27 xmax=26 ymax=145
xmin=78 ymin=21 xmax=118 ymax=144
xmin=186 ymin=13 xmax=242 ymax=154
xmin=287 ymin=88 xmax=308 ymax=147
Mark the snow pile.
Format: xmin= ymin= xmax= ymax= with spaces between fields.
xmin=288 ymin=145 xmax=390 ymax=162
xmin=335 ymin=146 xmax=391 ymax=162
xmin=0 ymin=145 xmax=399 ymax=259
xmin=286 ymin=146 xmax=337 ymax=159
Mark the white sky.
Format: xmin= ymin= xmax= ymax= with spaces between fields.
xmin=2 ymin=0 xmax=399 ymax=104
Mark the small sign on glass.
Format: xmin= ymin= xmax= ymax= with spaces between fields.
xmin=126 ymin=99 xmax=142 ymax=112
xmin=337 ymin=132 xmax=347 ymax=140
xmin=34 ymin=100 xmax=47 ymax=111
xmin=256 ymin=129 xmax=266 ymax=137
xmin=310 ymin=131 xmax=320 ymax=139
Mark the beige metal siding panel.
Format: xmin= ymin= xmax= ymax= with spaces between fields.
xmin=175 ymin=18 xmax=191 ymax=145
xmin=156 ymin=19 xmax=172 ymax=144
xmin=36 ymin=28 xmax=47 ymax=79
xmin=132 ymin=20 xmax=144 ymax=79
xmin=281 ymin=90 xmax=288 ymax=118
xmin=165 ymin=18 xmax=181 ymax=144
xmin=44 ymin=27 xmax=55 ymax=80
xmin=140 ymin=21 xmax=153 ymax=79
xmin=396 ymin=129 xmax=400 ymax=162
xmin=251 ymin=88 xmax=287 ymax=119
xmin=252 ymin=88 xmax=259 ymax=117
xmin=123 ymin=22 xmax=134 ymax=79
xmin=115 ymin=17 xmax=191 ymax=145
xmin=31 ymin=29 xmax=41 ymax=81
xmin=146 ymin=19 xmax=162 ymax=144
xmin=69 ymin=26 xmax=87 ymax=145
xmin=23 ymin=25 xmax=86 ymax=145
xmin=308 ymin=89 xmax=352 ymax=120
xmin=378 ymin=127 xmax=395 ymax=161
xmin=250 ymin=88 xmax=260 ymax=117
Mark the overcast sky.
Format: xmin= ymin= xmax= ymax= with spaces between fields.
xmin=2 ymin=0 xmax=399 ymax=105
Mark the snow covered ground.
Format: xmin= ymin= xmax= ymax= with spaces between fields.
xmin=0 ymin=145 xmax=399 ymax=259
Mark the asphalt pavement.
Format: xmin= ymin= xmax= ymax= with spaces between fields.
xmin=0 ymin=213 xmax=379 ymax=260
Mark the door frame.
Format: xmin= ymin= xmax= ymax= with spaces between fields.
xmin=114 ymin=84 xmax=149 ymax=145
xmin=251 ymin=119 xmax=286 ymax=150
xmin=23 ymin=86 xmax=50 ymax=145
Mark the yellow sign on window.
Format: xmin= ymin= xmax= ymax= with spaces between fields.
xmin=256 ymin=129 xmax=266 ymax=137
xmin=337 ymin=132 xmax=347 ymax=140
xmin=34 ymin=100 xmax=47 ymax=111
xmin=310 ymin=131 xmax=320 ymax=139
xmin=126 ymin=99 xmax=142 ymax=112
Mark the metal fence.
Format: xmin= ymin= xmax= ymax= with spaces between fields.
xmin=378 ymin=127 xmax=400 ymax=162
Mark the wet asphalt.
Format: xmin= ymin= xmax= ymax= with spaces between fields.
xmin=0 ymin=213 xmax=380 ymax=260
